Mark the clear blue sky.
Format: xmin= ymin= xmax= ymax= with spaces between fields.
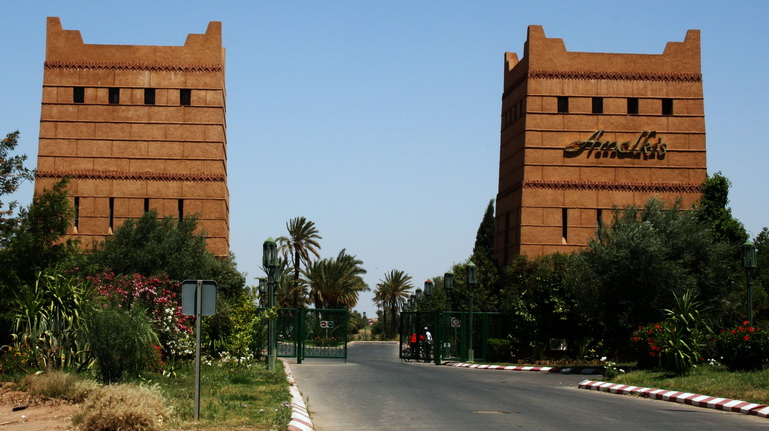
xmin=2 ymin=1 xmax=768 ymax=318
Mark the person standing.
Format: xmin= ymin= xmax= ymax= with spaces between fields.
xmin=423 ymin=327 xmax=433 ymax=362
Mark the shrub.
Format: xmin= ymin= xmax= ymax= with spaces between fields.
xmin=24 ymin=370 xmax=99 ymax=402
xmin=716 ymin=321 xmax=769 ymax=371
xmin=86 ymin=306 xmax=159 ymax=383
xmin=632 ymin=290 xmax=712 ymax=375
xmin=74 ymin=383 xmax=169 ymax=431
xmin=487 ymin=338 xmax=512 ymax=363
xmin=88 ymin=272 xmax=193 ymax=360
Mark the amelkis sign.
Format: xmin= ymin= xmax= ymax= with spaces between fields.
xmin=564 ymin=130 xmax=668 ymax=157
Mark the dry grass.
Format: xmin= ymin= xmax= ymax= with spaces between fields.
xmin=24 ymin=370 xmax=99 ymax=403
xmin=74 ymin=383 xmax=169 ymax=431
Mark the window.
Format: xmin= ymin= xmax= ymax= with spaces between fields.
xmin=73 ymin=197 xmax=80 ymax=231
xmin=180 ymin=89 xmax=191 ymax=106
xmin=592 ymin=97 xmax=603 ymax=114
xmin=144 ymin=198 xmax=150 ymax=213
xmin=561 ymin=208 xmax=568 ymax=242
xmin=596 ymin=208 xmax=603 ymax=227
xmin=557 ymin=96 xmax=569 ymax=113
xmin=108 ymin=88 xmax=120 ymax=104
xmin=627 ymin=98 xmax=639 ymax=115
xmin=144 ymin=88 xmax=156 ymax=105
xmin=178 ymin=199 xmax=184 ymax=221
xmin=73 ymin=87 xmax=84 ymax=104
xmin=662 ymin=98 xmax=674 ymax=116
xmin=108 ymin=197 xmax=115 ymax=232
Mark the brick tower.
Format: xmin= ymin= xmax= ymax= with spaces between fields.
xmin=34 ymin=17 xmax=229 ymax=256
xmin=495 ymin=26 xmax=705 ymax=264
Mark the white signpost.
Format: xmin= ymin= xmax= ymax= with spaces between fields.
xmin=181 ymin=280 xmax=217 ymax=421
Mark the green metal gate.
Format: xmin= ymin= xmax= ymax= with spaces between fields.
xmin=399 ymin=311 xmax=501 ymax=363
xmin=268 ymin=308 xmax=349 ymax=362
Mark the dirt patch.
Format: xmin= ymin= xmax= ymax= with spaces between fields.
xmin=0 ymin=382 xmax=78 ymax=431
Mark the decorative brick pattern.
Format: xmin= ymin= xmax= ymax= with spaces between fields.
xmin=529 ymin=70 xmax=702 ymax=82
xmin=522 ymin=180 xmax=702 ymax=194
xmin=44 ymin=61 xmax=223 ymax=73
xmin=36 ymin=170 xmax=225 ymax=182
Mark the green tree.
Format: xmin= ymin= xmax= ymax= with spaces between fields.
xmin=1 ymin=178 xmax=78 ymax=287
xmin=468 ymin=199 xmax=500 ymax=310
xmin=277 ymin=217 xmax=322 ymax=308
xmin=698 ymin=172 xmax=748 ymax=246
xmin=753 ymin=228 xmax=769 ymax=324
xmin=0 ymin=131 xmax=35 ymax=244
xmin=88 ymin=210 xmax=245 ymax=297
xmin=374 ymin=270 xmax=414 ymax=338
xmin=304 ymin=249 xmax=368 ymax=309
xmin=578 ymin=197 xmax=738 ymax=356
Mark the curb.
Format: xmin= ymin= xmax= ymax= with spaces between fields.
xmin=578 ymin=380 xmax=769 ymax=418
xmin=281 ymin=360 xmax=315 ymax=431
xmin=444 ymin=361 xmax=603 ymax=374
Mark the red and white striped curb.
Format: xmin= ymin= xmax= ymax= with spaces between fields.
xmin=281 ymin=360 xmax=314 ymax=431
xmin=579 ymin=380 xmax=769 ymax=418
xmin=445 ymin=362 xmax=555 ymax=372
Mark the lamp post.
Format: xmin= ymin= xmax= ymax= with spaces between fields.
xmin=444 ymin=272 xmax=454 ymax=311
xmin=743 ymin=240 xmax=757 ymax=325
xmin=424 ymin=279 xmax=433 ymax=310
xmin=466 ymin=262 xmax=477 ymax=363
xmin=263 ymin=238 xmax=279 ymax=371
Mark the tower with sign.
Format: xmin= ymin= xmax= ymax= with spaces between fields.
xmin=495 ymin=26 xmax=705 ymax=264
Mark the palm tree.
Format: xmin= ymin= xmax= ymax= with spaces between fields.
xmin=374 ymin=270 xmax=413 ymax=338
xmin=305 ymin=249 xmax=368 ymax=309
xmin=277 ymin=217 xmax=322 ymax=308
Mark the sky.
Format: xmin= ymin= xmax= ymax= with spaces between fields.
xmin=2 ymin=1 xmax=768 ymax=318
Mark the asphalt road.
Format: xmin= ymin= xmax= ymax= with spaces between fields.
xmin=286 ymin=342 xmax=769 ymax=430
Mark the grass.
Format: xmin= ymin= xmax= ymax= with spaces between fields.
xmin=608 ymin=365 xmax=769 ymax=405
xmin=155 ymin=359 xmax=292 ymax=430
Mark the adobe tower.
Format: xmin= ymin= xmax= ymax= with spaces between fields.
xmin=34 ymin=17 xmax=229 ymax=255
xmin=495 ymin=26 xmax=706 ymax=264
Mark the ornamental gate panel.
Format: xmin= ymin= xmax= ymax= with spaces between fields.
xmin=268 ymin=308 xmax=349 ymax=362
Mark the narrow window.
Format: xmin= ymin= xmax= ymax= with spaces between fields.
xmin=178 ymin=199 xmax=184 ymax=222
xmin=73 ymin=197 xmax=80 ymax=231
xmin=592 ymin=97 xmax=603 ymax=114
xmin=108 ymin=88 xmax=120 ymax=104
xmin=144 ymin=198 xmax=150 ymax=213
xmin=662 ymin=98 xmax=674 ymax=116
xmin=144 ymin=88 xmax=156 ymax=105
xmin=561 ymin=208 xmax=568 ymax=242
xmin=108 ymin=197 xmax=115 ymax=232
xmin=596 ymin=208 xmax=603 ymax=227
xmin=73 ymin=87 xmax=85 ymax=104
xmin=557 ymin=96 xmax=569 ymax=113
xmin=627 ymin=97 xmax=639 ymax=115
xmin=180 ymin=89 xmax=191 ymax=106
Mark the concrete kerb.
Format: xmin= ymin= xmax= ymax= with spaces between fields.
xmin=443 ymin=361 xmax=603 ymax=374
xmin=443 ymin=362 xmax=769 ymax=419
xmin=280 ymin=359 xmax=314 ymax=431
xmin=579 ymin=380 xmax=769 ymax=418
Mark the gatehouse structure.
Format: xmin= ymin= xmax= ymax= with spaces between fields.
xmin=495 ymin=26 xmax=706 ymax=264
xmin=34 ymin=17 xmax=229 ymax=255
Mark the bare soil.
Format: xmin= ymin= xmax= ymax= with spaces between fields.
xmin=0 ymin=382 xmax=79 ymax=431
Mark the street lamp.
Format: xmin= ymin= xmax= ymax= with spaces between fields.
xmin=444 ymin=272 xmax=454 ymax=311
xmin=263 ymin=238 xmax=278 ymax=371
xmin=466 ymin=262 xmax=477 ymax=363
xmin=743 ymin=240 xmax=757 ymax=325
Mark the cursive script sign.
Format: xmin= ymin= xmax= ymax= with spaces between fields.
xmin=564 ymin=130 xmax=667 ymax=157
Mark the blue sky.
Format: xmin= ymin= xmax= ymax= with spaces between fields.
xmin=2 ymin=1 xmax=768 ymax=317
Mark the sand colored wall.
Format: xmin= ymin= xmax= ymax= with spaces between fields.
xmin=495 ymin=26 xmax=705 ymax=264
xmin=34 ymin=17 xmax=229 ymax=256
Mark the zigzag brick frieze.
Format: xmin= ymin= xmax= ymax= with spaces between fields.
xmin=36 ymin=170 xmax=225 ymax=182
xmin=523 ymin=180 xmax=701 ymax=194
xmin=44 ymin=61 xmax=223 ymax=73
xmin=528 ymin=70 xmax=702 ymax=82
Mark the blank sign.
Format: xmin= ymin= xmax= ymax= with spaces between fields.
xmin=181 ymin=280 xmax=217 ymax=316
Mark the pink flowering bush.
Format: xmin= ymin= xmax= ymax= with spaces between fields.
xmin=88 ymin=272 xmax=194 ymax=360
